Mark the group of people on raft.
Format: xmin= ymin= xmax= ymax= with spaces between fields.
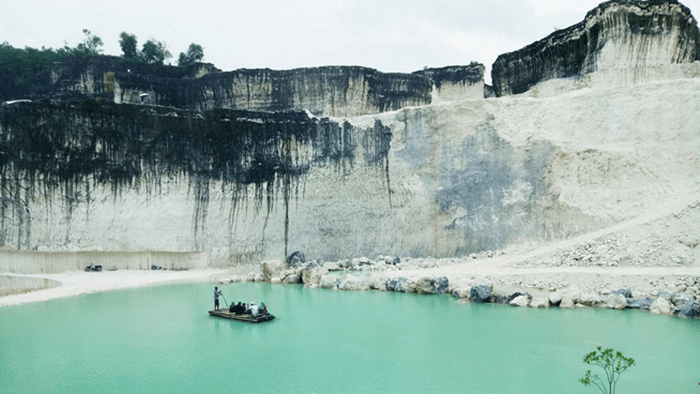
xmin=214 ymin=286 xmax=269 ymax=316
xmin=228 ymin=301 xmax=268 ymax=316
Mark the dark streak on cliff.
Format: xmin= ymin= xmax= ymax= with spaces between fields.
xmin=39 ymin=57 xmax=435 ymax=117
xmin=413 ymin=63 xmax=485 ymax=88
xmin=361 ymin=119 xmax=393 ymax=207
xmin=0 ymin=101 xmax=380 ymax=254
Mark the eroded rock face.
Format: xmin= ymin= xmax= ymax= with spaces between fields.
xmin=42 ymin=57 xmax=436 ymax=117
xmin=492 ymin=0 xmax=700 ymax=96
xmin=413 ymin=64 xmax=485 ymax=101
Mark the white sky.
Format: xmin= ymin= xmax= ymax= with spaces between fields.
xmin=3 ymin=0 xmax=700 ymax=83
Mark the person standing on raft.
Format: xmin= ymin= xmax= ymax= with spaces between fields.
xmin=214 ymin=287 xmax=223 ymax=311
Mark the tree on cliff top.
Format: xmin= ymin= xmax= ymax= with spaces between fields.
xmin=141 ymin=39 xmax=171 ymax=65
xmin=580 ymin=347 xmax=635 ymax=394
xmin=119 ymin=32 xmax=138 ymax=59
xmin=74 ymin=29 xmax=103 ymax=56
xmin=177 ymin=43 xmax=205 ymax=67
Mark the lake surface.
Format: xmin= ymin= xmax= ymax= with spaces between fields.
xmin=1 ymin=282 xmax=698 ymax=394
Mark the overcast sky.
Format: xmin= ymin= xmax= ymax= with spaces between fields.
xmin=4 ymin=0 xmax=700 ymax=82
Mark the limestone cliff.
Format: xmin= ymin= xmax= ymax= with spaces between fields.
xmin=413 ymin=63 xmax=486 ymax=101
xmin=492 ymin=0 xmax=700 ymax=96
xmin=44 ymin=57 xmax=440 ymax=117
xmin=2 ymin=1 xmax=700 ymax=268
xmin=2 ymin=73 xmax=699 ymax=264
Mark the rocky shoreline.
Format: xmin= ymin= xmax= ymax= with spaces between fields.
xmin=216 ymin=254 xmax=700 ymax=320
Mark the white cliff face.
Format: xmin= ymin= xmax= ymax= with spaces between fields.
xmin=3 ymin=73 xmax=699 ymax=267
xmin=582 ymin=1 xmax=699 ymax=72
xmin=492 ymin=0 xmax=700 ymax=95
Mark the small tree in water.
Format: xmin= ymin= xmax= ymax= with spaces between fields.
xmin=580 ymin=347 xmax=635 ymax=394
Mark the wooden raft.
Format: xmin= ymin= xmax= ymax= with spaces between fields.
xmin=208 ymin=309 xmax=276 ymax=323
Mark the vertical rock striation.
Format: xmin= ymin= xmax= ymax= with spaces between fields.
xmin=43 ymin=57 xmax=436 ymax=117
xmin=413 ymin=63 xmax=486 ymax=101
xmin=0 ymin=102 xmax=366 ymax=253
xmin=492 ymin=0 xmax=700 ymax=96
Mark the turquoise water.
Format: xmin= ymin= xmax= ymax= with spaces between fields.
xmin=1 ymin=282 xmax=698 ymax=394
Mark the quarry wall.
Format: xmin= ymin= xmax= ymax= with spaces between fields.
xmin=1 ymin=0 xmax=699 ymax=267
xmin=44 ymin=59 xmax=485 ymax=117
xmin=2 ymin=73 xmax=699 ymax=265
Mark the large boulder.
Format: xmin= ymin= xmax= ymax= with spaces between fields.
xmin=469 ymin=285 xmax=492 ymax=303
xmin=673 ymin=301 xmax=700 ymax=319
xmin=319 ymin=275 xmax=339 ymax=289
xmin=549 ymin=293 xmax=563 ymax=306
xmin=369 ymin=276 xmax=388 ymax=291
xmin=433 ymin=277 xmax=449 ymax=294
xmin=282 ymin=274 xmax=302 ymax=284
xmin=579 ymin=293 xmax=604 ymax=307
xmin=286 ymin=251 xmax=306 ymax=268
xmin=261 ymin=260 xmax=285 ymax=282
xmin=414 ymin=276 xmax=450 ymax=294
xmin=507 ymin=292 xmax=532 ymax=304
xmin=452 ymin=287 xmax=471 ymax=299
xmin=301 ymin=265 xmax=328 ymax=286
xmin=656 ymin=290 xmax=692 ymax=306
xmin=338 ymin=275 xmax=370 ymax=291
xmin=625 ymin=298 xmax=653 ymax=310
xmin=603 ymin=294 xmax=627 ymax=309
xmin=509 ymin=295 xmax=530 ymax=307
xmin=529 ymin=297 xmax=550 ymax=308
xmin=387 ymin=277 xmax=410 ymax=292
xmin=559 ymin=297 xmax=575 ymax=309
xmin=650 ymin=298 xmax=673 ymax=314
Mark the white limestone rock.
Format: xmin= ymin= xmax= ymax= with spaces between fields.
xmin=509 ymin=295 xmax=530 ymax=307
xmin=369 ymin=276 xmax=388 ymax=291
xmin=261 ymin=260 xmax=285 ymax=282
xmin=559 ymin=296 xmax=575 ymax=309
xmin=452 ymin=287 xmax=471 ymax=300
xmin=302 ymin=266 xmax=328 ymax=286
xmin=283 ymin=274 xmax=302 ymax=284
xmin=323 ymin=262 xmax=342 ymax=272
xmin=604 ymin=294 xmax=627 ymax=309
xmin=650 ymin=298 xmax=672 ymax=314
xmin=320 ymin=275 xmax=339 ymax=289
xmin=529 ymin=297 xmax=550 ymax=308
xmin=338 ymin=275 xmax=369 ymax=291
xmin=549 ymin=293 xmax=563 ymax=306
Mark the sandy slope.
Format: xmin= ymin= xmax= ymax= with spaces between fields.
xmin=396 ymin=190 xmax=700 ymax=298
